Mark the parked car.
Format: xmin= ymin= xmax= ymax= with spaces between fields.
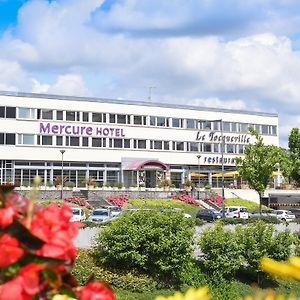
xmin=70 ymin=207 xmax=86 ymax=222
xmin=222 ymin=206 xmax=249 ymax=219
xmin=101 ymin=206 xmax=122 ymax=217
xmin=250 ymin=209 xmax=277 ymax=218
xmin=273 ymin=210 xmax=296 ymax=222
xmin=88 ymin=209 xmax=111 ymax=222
xmin=196 ymin=209 xmax=222 ymax=222
xmin=289 ymin=208 xmax=300 ymax=218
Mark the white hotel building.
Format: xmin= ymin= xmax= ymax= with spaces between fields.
xmin=0 ymin=91 xmax=278 ymax=189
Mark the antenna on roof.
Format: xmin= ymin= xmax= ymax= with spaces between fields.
xmin=148 ymin=86 xmax=156 ymax=102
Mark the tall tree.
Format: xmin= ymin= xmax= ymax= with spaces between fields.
xmin=236 ymin=128 xmax=285 ymax=213
xmin=288 ymin=128 xmax=300 ymax=186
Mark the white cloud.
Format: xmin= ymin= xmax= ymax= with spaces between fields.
xmin=32 ymin=74 xmax=89 ymax=96
xmin=0 ymin=0 xmax=300 ymax=146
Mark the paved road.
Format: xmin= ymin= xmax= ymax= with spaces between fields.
xmin=75 ymin=222 xmax=300 ymax=250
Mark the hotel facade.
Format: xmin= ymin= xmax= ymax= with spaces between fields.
xmin=0 ymin=91 xmax=279 ymax=189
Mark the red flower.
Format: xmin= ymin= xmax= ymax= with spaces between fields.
xmin=30 ymin=204 xmax=80 ymax=262
xmin=0 ymin=234 xmax=23 ymax=267
xmin=0 ymin=205 xmax=15 ymax=228
xmin=78 ymin=282 xmax=115 ymax=300
xmin=0 ymin=263 xmax=44 ymax=300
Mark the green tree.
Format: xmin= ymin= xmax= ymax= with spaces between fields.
xmin=288 ymin=128 xmax=300 ymax=186
xmin=236 ymin=128 xmax=285 ymax=213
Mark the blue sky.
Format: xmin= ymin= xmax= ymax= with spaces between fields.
xmin=1 ymin=0 xmax=300 ymax=146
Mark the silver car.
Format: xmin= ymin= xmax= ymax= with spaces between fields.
xmin=273 ymin=210 xmax=296 ymax=222
xmin=88 ymin=209 xmax=111 ymax=222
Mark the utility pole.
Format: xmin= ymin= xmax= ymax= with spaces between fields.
xmin=148 ymin=86 xmax=156 ymax=102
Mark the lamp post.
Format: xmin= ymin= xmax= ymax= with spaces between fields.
xmin=197 ymin=155 xmax=201 ymax=200
xmin=60 ymin=150 xmax=65 ymax=200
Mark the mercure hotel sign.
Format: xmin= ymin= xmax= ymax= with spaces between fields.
xmin=40 ymin=122 xmax=125 ymax=137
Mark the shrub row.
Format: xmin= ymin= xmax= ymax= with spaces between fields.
xmin=198 ymin=221 xmax=295 ymax=281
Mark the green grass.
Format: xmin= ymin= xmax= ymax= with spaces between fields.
xmin=115 ymin=289 xmax=176 ymax=300
xmin=225 ymin=198 xmax=269 ymax=213
xmin=127 ymin=199 xmax=200 ymax=218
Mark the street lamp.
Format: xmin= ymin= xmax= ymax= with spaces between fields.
xmin=197 ymin=155 xmax=201 ymax=200
xmin=60 ymin=150 xmax=66 ymax=200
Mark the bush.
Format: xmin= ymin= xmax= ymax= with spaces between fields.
xmin=63 ymin=196 xmax=92 ymax=209
xmin=198 ymin=222 xmax=244 ymax=279
xmin=97 ymin=210 xmax=195 ymax=282
xmin=106 ymin=194 xmax=128 ymax=207
xmin=172 ymin=194 xmax=199 ymax=206
xmin=247 ymin=215 xmax=281 ymax=224
xmin=73 ymin=249 xmax=158 ymax=292
xmin=236 ymin=221 xmax=294 ymax=280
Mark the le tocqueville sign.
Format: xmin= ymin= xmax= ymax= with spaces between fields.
xmin=196 ymin=131 xmax=251 ymax=144
xmin=40 ymin=122 xmax=125 ymax=137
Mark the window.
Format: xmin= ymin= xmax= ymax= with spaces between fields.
xmin=92 ymin=113 xmax=106 ymax=123
xmin=113 ymin=139 xmax=122 ymax=148
xmin=172 ymin=118 xmax=182 ymax=128
xmin=70 ymin=137 xmax=80 ymax=146
xmin=213 ymin=143 xmax=219 ymax=153
xmin=124 ymin=139 xmax=130 ymax=148
xmin=133 ymin=139 xmax=146 ymax=149
xmin=42 ymin=136 xmax=52 ymax=145
xmin=134 ymin=115 xmax=146 ymax=125
xmin=212 ymin=121 xmax=220 ymax=131
xmin=261 ymin=125 xmax=268 ymax=135
xmin=186 ymin=119 xmax=196 ymax=129
xmin=150 ymin=116 xmax=156 ymax=126
xmin=6 ymin=107 xmax=16 ymax=118
xmin=138 ymin=140 xmax=146 ymax=149
xmin=254 ymin=124 xmax=261 ymax=133
xmin=223 ymin=122 xmax=230 ymax=132
xmin=6 ymin=133 xmax=15 ymax=145
xmin=56 ymin=110 xmax=64 ymax=120
xmin=109 ymin=114 xmax=116 ymax=123
xmin=164 ymin=141 xmax=169 ymax=150
xmin=231 ymin=123 xmax=237 ymax=132
xmin=82 ymin=137 xmax=89 ymax=147
xmin=188 ymin=142 xmax=199 ymax=152
xmin=240 ymin=123 xmax=248 ymax=133
xmin=18 ymin=108 xmax=35 ymax=119
xmin=92 ymin=138 xmax=106 ymax=147
xmin=41 ymin=109 xmax=53 ymax=120
xmin=271 ymin=125 xmax=277 ymax=135
xmin=204 ymin=143 xmax=212 ymax=152
xmin=82 ymin=112 xmax=89 ymax=122
xmin=117 ymin=115 xmax=129 ymax=124
xmin=0 ymin=133 xmax=4 ymax=144
xmin=56 ymin=136 xmax=63 ymax=146
xmin=199 ymin=120 xmax=211 ymax=130
xmin=157 ymin=117 xmax=166 ymax=127
xmin=154 ymin=141 xmax=162 ymax=150
xmin=0 ymin=107 xmax=4 ymax=118
xmin=173 ymin=141 xmax=184 ymax=151
xmin=18 ymin=134 xmax=34 ymax=145
xmin=226 ymin=144 xmax=235 ymax=153
xmin=238 ymin=144 xmax=245 ymax=154
xmin=66 ymin=111 xmax=76 ymax=121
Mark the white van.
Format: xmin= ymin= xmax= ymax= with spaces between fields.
xmin=223 ymin=206 xmax=249 ymax=219
xmin=70 ymin=207 xmax=86 ymax=222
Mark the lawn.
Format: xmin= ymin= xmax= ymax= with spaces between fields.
xmin=127 ymin=198 xmax=201 ymax=218
xmin=225 ymin=198 xmax=269 ymax=212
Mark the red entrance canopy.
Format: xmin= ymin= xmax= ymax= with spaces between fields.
xmin=124 ymin=160 xmax=170 ymax=171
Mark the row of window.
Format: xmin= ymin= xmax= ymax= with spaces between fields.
xmin=16 ymin=134 xmax=247 ymax=154
xmin=0 ymin=105 xmax=277 ymax=136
